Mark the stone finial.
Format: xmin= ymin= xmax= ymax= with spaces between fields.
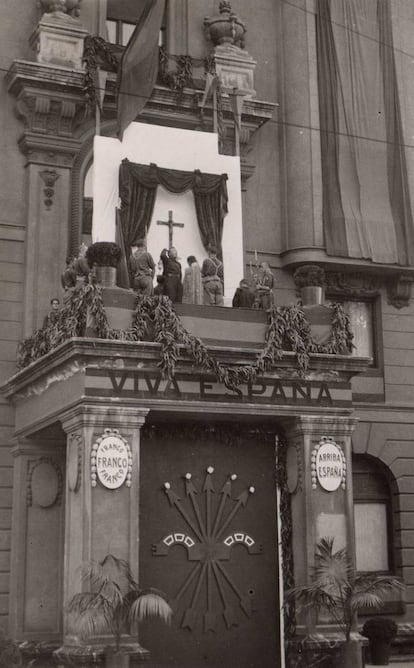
xmin=38 ymin=0 xmax=82 ymax=18
xmin=204 ymin=1 xmax=247 ymax=49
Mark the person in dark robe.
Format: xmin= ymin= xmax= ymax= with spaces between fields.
xmin=160 ymin=247 xmax=183 ymax=303
xmin=201 ymin=246 xmax=224 ymax=306
xmin=129 ymin=240 xmax=155 ymax=296
xmin=232 ymin=279 xmax=255 ymax=308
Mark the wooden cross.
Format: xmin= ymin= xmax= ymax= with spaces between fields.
xmin=156 ymin=210 xmax=184 ymax=249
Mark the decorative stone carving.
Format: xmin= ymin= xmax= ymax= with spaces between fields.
xmin=38 ymin=0 xmax=83 ymax=19
xmin=204 ymin=2 xmax=247 ymax=49
xmin=386 ymin=273 xmax=414 ymax=309
xmin=31 ymin=5 xmax=87 ymax=70
xmin=40 ymin=169 xmax=60 ymax=208
xmin=27 ymin=458 xmax=63 ymax=507
xmin=325 ymin=271 xmax=381 ymax=297
xmin=204 ymin=2 xmax=256 ymax=100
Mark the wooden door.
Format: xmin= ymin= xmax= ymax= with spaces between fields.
xmin=139 ymin=425 xmax=280 ymax=668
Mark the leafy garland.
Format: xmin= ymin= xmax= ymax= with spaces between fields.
xmin=17 ymin=285 xmax=354 ymax=384
xmin=82 ymin=35 xmax=119 ymax=114
xmin=81 ymin=38 xmax=226 ymax=143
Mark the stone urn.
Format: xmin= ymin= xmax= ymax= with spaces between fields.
xmin=38 ymin=0 xmax=82 ymax=17
xmin=204 ymin=1 xmax=247 ymax=48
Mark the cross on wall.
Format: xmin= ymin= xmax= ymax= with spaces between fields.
xmin=156 ymin=210 xmax=184 ymax=249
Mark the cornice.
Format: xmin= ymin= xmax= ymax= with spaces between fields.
xmin=1 ymin=337 xmax=370 ymax=402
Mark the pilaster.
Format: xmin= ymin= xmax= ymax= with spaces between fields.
xmin=9 ymin=437 xmax=66 ymax=642
xmin=283 ymin=414 xmax=358 ymax=635
xmin=56 ymin=404 xmax=149 ymax=665
xmin=6 ymin=60 xmax=87 ymax=334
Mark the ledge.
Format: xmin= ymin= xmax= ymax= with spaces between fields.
xmin=1 ymin=336 xmax=370 ymax=438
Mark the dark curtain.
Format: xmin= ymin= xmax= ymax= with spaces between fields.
xmin=316 ymin=0 xmax=414 ymax=265
xmin=378 ymin=0 xmax=414 ymax=265
xmin=119 ymin=160 xmax=228 ymax=257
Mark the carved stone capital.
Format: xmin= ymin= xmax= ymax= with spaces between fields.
xmin=6 ymin=60 xmax=87 ymax=160
xmin=386 ymin=273 xmax=414 ymax=309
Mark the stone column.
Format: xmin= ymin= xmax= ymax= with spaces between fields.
xmin=9 ymin=438 xmax=66 ymax=645
xmin=55 ymin=405 xmax=149 ymax=666
xmin=279 ymin=0 xmax=323 ymax=254
xmin=283 ymin=415 xmax=358 ymax=635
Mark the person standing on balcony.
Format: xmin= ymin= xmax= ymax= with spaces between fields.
xmin=130 ymin=240 xmax=156 ymax=296
xmin=201 ymin=246 xmax=224 ymax=306
xmin=160 ymin=247 xmax=183 ymax=303
xmin=182 ymin=255 xmax=203 ymax=305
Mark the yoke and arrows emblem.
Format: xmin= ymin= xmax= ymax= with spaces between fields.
xmin=152 ymin=466 xmax=262 ymax=632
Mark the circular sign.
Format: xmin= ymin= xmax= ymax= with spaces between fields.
xmin=315 ymin=442 xmax=345 ymax=492
xmin=96 ymin=435 xmax=129 ymax=489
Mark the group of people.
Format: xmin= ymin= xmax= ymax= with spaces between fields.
xmin=130 ymin=241 xmax=274 ymax=310
xmin=232 ymin=262 xmax=274 ymax=310
xmin=129 ymin=241 xmax=224 ymax=306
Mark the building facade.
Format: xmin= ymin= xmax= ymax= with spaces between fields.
xmin=0 ymin=0 xmax=414 ymax=666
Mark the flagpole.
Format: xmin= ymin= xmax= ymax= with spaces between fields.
xmin=213 ymin=85 xmax=218 ymax=134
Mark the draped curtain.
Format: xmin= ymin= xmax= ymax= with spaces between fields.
xmin=119 ymin=159 xmax=228 ymax=255
xmin=316 ymin=0 xmax=414 ymax=265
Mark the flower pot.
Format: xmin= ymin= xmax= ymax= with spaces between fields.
xmin=300 ymin=285 xmax=324 ymax=306
xmin=369 ymin=640 xmax=392 ymax=665
xmin=95 ymin=266 xmax=117 ymax=288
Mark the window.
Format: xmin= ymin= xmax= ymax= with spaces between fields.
xmin=327 ymin=295 xmax=379 ymax=366
xmin=106 ymin=0 xmax=167 ymax=47
xmin=353 ymin=455 xmax=394 ymax=573
xmin=341 ymin=300 xmax=374 ymax=360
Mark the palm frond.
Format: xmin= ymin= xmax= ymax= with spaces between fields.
xmin=128 ymin=591 xmax=172 ymax=624
xmin=68 ymin=595 xmax=113 ymax=639
xmin=287 ymin=537 xmax=405 ymax=641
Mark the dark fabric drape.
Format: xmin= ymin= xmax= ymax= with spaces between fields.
xmin=119 ymin=160 xmax=228 ymax=257
xmin=115 ymin=208 xmax=131 ymax=289
xmin=316 ymin=0 xmax=414 ymax=265
xmin=378 ymin=0 xmax=414 ymax=265
xmin=117 ymin=0 xmax=165 ymax=140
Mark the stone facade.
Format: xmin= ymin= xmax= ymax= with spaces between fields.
xmin=0 ymin=0 xmax=414 ymax=666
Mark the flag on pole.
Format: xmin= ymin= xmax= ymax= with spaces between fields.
xmin=117 ymin=0 xmax=166 ymax=141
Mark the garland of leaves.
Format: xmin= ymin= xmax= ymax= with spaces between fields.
xmin=17 ymin=285 xmax=353 ymax=384
xmin=82 ymin=36 xmax=119 ymax=114
xmin=81 ymin=38 xmax=226 ymax=143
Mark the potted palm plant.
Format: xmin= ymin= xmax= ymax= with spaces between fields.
xmin=286 ymin=537 xmax=403 ymax=668
xmin=362 ymin=617 xmax=398 ymax=665
xmin=67 ymin=554 xmax=172 ymax=668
